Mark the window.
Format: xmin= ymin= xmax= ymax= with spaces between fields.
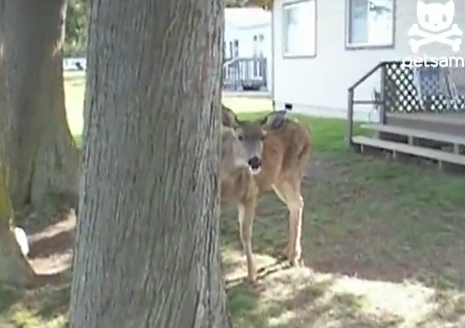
xmin=346 ymin=0 xmax=395 ymax=48
xmin=282 ymin=0 xmax=316 ymax=58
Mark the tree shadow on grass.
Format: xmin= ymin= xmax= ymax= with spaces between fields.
xmin=0 ymin=268 xmax=70 ymax=328
xmin=271 ymin=288 xmax=404 ymax=328
xmin=34 ymin=281 xmax=70 ymax=321
xmin=415 ymin=290 xmax=465 ymax=327
xmin=0 ymin=285 xmax=22 ymax=319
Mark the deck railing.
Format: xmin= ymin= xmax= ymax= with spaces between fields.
xmin=223 ymin=57 xmax=267 ymax=91
xmin=347 ymin=62 xmax=386 ymax=148
xmin=347 ymin=60 xmax=465 ymax=147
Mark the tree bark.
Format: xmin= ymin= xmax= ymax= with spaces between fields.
xmin=0 ymin=0 xmax=36 ymax=288
xmin=2 ymin=0 xmax=79 ymax=210
xmin=69 ymin=0 xmax=231 ymax=327
xmin=0 ymin=0 xmax=5 ymax=146
xmin=0 ymin=0 xmax=33 ymax=288
xmin=0 ymin=0 xmax=4 ymax=120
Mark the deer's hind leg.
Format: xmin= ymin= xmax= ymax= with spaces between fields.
xmin=272 ymin=178 xmax=304 ymax=267
xmin=237 ymin=198 xmax=258 ymax=282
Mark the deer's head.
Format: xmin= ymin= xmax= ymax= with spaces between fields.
xmin=221 ymin=105 xmax=286 ymax=175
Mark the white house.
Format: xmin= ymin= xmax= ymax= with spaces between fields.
xmin=271 ymin=0 xmax=465 ymax=121
xmin=225 ymin=8 xmax=271 ymax=58
xmin=225 ymin=8 xmax=273 ymax=90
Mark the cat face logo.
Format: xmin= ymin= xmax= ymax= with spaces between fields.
xmin=408 ymin=0 xmax=462 ymax=53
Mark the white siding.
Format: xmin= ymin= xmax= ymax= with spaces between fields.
xmin=272 ymin=0 xmax=465 ymax=121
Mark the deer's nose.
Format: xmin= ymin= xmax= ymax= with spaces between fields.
xmin=248 ymin=156 xmax=262 ymax=169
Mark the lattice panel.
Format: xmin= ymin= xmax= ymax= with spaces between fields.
xmin=383 ymin=62 xmax=465 ymax=113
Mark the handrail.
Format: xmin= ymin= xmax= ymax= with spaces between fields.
xmin=222 ymin=57 xmax=268 ymax=91
xmin=348 ymin=62 xmax=384 ymax=92
xmin=346 ymin=59 xmax=460 ymax=149
xmin=223 ymin=57 xmax=240 ymax=69
xmin=346 ymin=62 xmax=387 ymax=148
xmin=223 ymin=56 xmax=264 ymax=68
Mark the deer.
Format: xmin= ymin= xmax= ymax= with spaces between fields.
xmin=220 ymin=104 xmax=312 ymax=283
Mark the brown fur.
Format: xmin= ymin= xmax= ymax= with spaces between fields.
xmin=220 ymin=105 xmax=311 ymax=282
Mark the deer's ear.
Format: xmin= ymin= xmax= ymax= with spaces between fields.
xmin=222 ymin=104 xmax=239 ymax=128
xmin=261 ymin=110 xmax=287 ymax=130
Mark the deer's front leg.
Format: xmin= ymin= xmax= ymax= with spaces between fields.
xmin=237 ymin=198 xmax=258 ymax=283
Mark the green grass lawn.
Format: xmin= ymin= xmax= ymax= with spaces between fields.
xmin=1 ymin=73 xmax=465 ymax=327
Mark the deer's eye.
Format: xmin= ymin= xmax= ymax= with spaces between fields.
xmin=237 ymin=135 xmax=244 ymax=141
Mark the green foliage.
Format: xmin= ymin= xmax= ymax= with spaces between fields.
xmin=64 ymin=0 xmax=88 ymax=56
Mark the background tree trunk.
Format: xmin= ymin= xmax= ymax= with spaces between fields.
xmin=69 ymin=0 xmax=231 ymax=327
xmin=3 ymin=0 xmax=79 ymax=210
xmin=0 ymin=0 xmax=4 ymax=118
xmin=0 ymin=0 xmax=36 ymax=287
xmin=0 ymin=0 xmax=6 ymax=146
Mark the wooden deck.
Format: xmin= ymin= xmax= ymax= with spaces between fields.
xmin=361 ymin=124 xmax=465 ymax=151
xmin=353 ymin=136 xmax=465 ymax=167
xmin=352 ymin=111 xmax=465 ymax=169
xmin=387 ymin=112 xmax=465 ymax=123
xmin=385 ymin=112 xmax=465 ymax=136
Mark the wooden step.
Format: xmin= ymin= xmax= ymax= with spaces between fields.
xmin=386 ymin=112 xmax=465 ymax=125
xmin=352 ymin=136 xmax=465 ymax=166
xmin=361 ymin=124 xmax=465 ymax=146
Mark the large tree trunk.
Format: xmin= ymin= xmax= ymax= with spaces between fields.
xmin=0 ymin=0 xmax=35 ymax=288
xmin=69 ymin=0 xmax=231 ymax=327
xmin=0 ymin=0 xmax=4 ymax=126
xmin=2 ymin=0 xmax=79 ymax=210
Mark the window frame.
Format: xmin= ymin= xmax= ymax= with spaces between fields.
xmin=345 ymin=0 xmax=396 ymax=50
xmin=282 ymin=0 xmax=317 ymax=59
